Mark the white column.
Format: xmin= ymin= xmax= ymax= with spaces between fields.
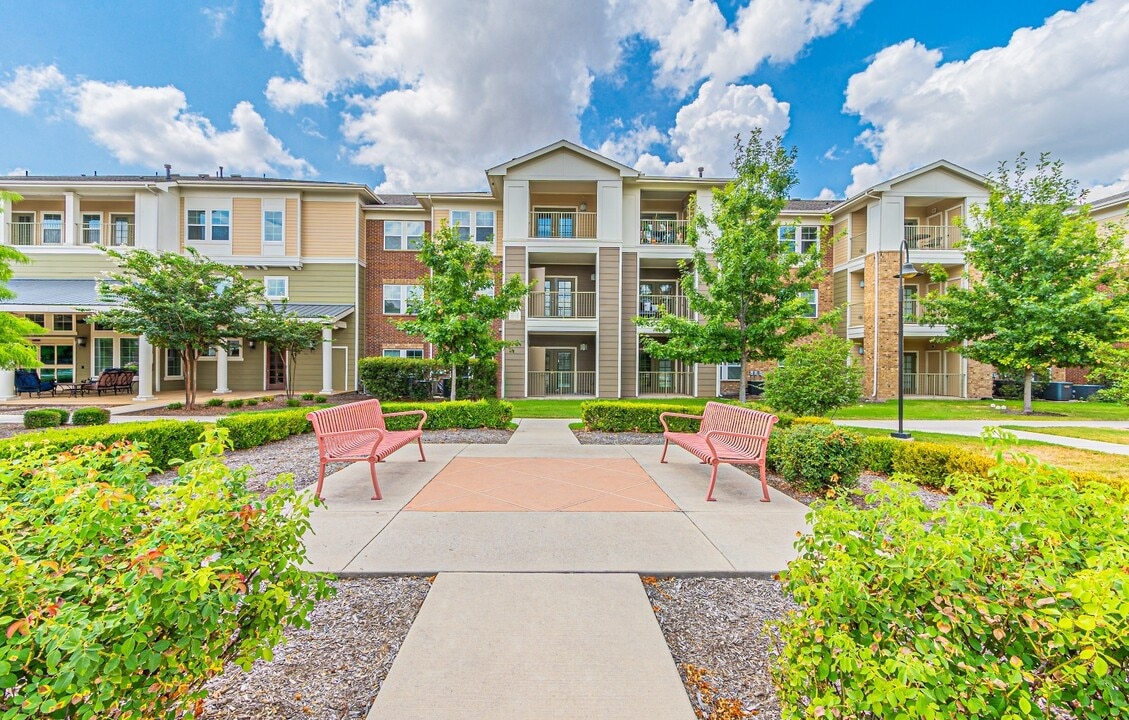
xmin=0 ymin=370 xmax=16 ymax=400
xmin=65 ymin=192 xmax=79 ymax=245
xmin=134 ymin=336 xmax=155 ymax=400
xmin=0 ymin=195 xmax=11 ymax=246
xmin=213 ymin=345 xmax=230 ymax=394
xmin=320 ymin=327 xmax=334 ymax=394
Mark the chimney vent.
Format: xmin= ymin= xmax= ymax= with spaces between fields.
xmin=218 ymin=166 xmax=224 ymax=178
xmin=697 ymin=166 xmax=704 ymax=178
xmin=164 ymin=164 xmax=172 ymax=180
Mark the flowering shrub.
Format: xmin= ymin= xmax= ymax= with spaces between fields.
xmin=776 ymin=424 xmax=865 ymax=493
xmin=0 ymin=428 xmax=333 ymax=718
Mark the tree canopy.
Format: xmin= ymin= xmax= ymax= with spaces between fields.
xmin=924 ymin=153 xmax=1129 ymax=413
xmin=0 ymin=191 xmax=43 ymax=371
xmin=636 ymin=130 xmax=831 ymax=401
xmin=396 ymin=222 xmax=531 ymax=400
xmin=247 ymin=302 xmax=328 ymax=398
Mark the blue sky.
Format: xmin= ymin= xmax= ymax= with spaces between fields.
xmin=1 ymin=0 xmax=1126 ymax=199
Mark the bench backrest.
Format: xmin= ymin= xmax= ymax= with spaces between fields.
xmin=307 ymin=398 xmax=387 ymax=437
xmin=699 ymin=401 xmax=778 ymax=454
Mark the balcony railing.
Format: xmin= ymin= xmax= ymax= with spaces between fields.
xmin=81 ymin=222 xmax=135 ymax=247
xmin=639 ymin=219 xmax=690 ymax=245
xmin=528 ymin=291 xmax=596 ymax=319
xmin=7 ymin=222 xmax=63 ymax=246
xmin=903 ymin=372 xmax=965 ymax=398
xmin=528 ymin=211 xmax=597 ymax=239
xmin=527 ymin=371 xmax=596 ymax=396
xmin=5 ymin=221 xmax=136 ymax=247
xmin=905 ymin=225 xmax=962 ymax=251
xmin=638 ymin=294 xmax=691 ymax=320
xmin=638 ymin=371 xmax=695 ymax=395
xmin=847 ymin=301 xmax=865 ymax=328
xmin=849 ymin=231 xmax=867 ymax=259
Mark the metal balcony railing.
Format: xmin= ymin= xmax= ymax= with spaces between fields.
xmin=903 ymin=372 xmax=965 ymax=398
xmin=637 ymin=294 xmax=691 ymax=320
xmin=80 ymin=222 xmax=135 ymax=247
xmin=528 ymin=291 xmax=597 ymax=319
xmin=527 ymin=370 xmax=596 ymax=396
xmin=528 ymin=211 xmax=597 ymax=239
xmin=639 ymin=219 xmax=690 ymax=245
xmin=847 ymin=302 xmax=865 ymax=327
xmin=638 ymin=371 xmax=695 ymax=395
xmin=849 ymin=231 xmax=867 ymax=259
xmin=7 ymin=221 xmax=63 ymax=246
xmin=904 ymin=225 xmax=962 ymax=251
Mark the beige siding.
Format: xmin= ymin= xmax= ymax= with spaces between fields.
xmin=620 ymin=252 xmax=638 ymax=397
xmin=503 ymin=246 xmax=527 ymax=397
xmin=833 ymin=270 xmax=847 ymax=338
xmin=11 ymin=252 xmax=118 ymax=279
xmin=232 ymin=198 xmax=261 ymax=256
xmin=11 ymin=199 xmax=64 ymax=213
xmin=433 ymin=209 xmax=450 ymax=230
xmin=696 ymin=363 xmax=716 ymax=397
xmin=832 ymin=219 xmax=849 ymax=265
xmin=302 ymin=201 xmax=356 ymax=257
xmin=597 ymin=247 xmax=620 ymax=398
xmin=286 ymin=199 xmax=299 ymax=257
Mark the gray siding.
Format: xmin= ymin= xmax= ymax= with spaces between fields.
xmin=503 ymin=246 xmax=527 ymax=397
xmin=597 ymin=247 xmax=620 ymax=397
xmin=620 ymin=252 xmax=638 ymax=397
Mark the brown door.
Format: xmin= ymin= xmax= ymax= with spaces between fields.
xmin=266 ymin=347 xmax=286 ymax=390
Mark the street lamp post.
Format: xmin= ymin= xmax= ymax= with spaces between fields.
xmin=891 ymin=238 xmax=920 ymax=440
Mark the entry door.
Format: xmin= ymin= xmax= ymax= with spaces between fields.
xmin=902 ymin=352 xmax=919 ymax=394
xmin=267 ymin=347 xmax=287 ymax=390
xmin=546 ymin=349 xmax=573 ymax=393
xmin=545 ymin=277 xmax=574 ymax=317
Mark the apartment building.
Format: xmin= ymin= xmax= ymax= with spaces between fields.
xmin=0 ymin=171 xmax=378 ymax=400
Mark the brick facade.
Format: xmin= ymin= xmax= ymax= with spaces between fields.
xmin=364 ymin=219 xmax=430 ymax=357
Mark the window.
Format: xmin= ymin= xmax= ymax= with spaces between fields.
xmin=264 ymin=276 xmax=289 ymax=300
xmin=778 ymin=225 xmax=819 ymax=254
xmin=720 ymin=363 xmax=744 ymax=381
xmin=202 ymin=339 xmax=243 ymax=359
xmin=120 ymin=338 xmax=139 ymax=368
xmin=263 ymin=210 xmax=284 ymax=243
xmin=39 ymin=343 xmax=74 ymax=382
xmin=382 ymin=348 xmax=424 ymax=358
xmin=799 ymin=289 xmax=818 ymax=318
xmin=109 ymin=214 xmax=134 ymax=246
xmin=24 ymin=313 xmax=45 ymax=329
xmin=81 ymin=213 xmax=102 ymax=244
xmin=52 ymin=314 xmax=74 ymax=332
xmin=187 ymin=209 xmax=206 ymax=240
xmin=165 ymin=349 xmax=183 ymax=379
xmin=383 ymin=284 xmax=422 ymax=315
xmin=210 ymin=210 xmax=230 ymax=241
xmin=42 ymin=213 xmax=63 ymax=244
xmin=186 ymin=204 xmax=231 ymax=242
xmin=384 ymin=220 xmax=425 ymax=250
xmin=450 ymin=211 xmax=495 ymax=243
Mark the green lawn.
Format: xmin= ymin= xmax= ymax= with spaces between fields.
xmin=999 ymin=425 xmax=1129 ymax=446
xmin=832 ymin=398 xmax=1129 ymax=421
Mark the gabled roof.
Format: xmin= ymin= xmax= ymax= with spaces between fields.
xmin=273 ymin=303 xmax=354 ymax=321
xmin=1090 ymin=189 xmax=1129 ymax=211
xmin=828 ymin=159 xmax=987 ymax=214
xmin=783 ymin=199 xmax=840 ymax=213
xmin=486 ymin=139 xmax=640 ymax=178
xmin=0 ymin=279 xmax=113 ymax=309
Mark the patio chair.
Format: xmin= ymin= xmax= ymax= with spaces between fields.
xmin=15 ymin=369 xmax=57 ymax=398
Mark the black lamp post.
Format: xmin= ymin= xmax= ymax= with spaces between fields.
xmin=891 ymin=238 xmax=920 ymax=440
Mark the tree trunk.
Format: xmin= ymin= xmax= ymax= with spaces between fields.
xmin=738 ymin=351 xmax=748 ymax=403
xmin=449 ymin=363 xmax=458 ymax=402
xmin=1023 ymin=368 xmax=1034 ymax=414
xmin=184 ymin=352 xmax=196 ymax=409
xmin=285 ymin=349 xmax=295 ymax=399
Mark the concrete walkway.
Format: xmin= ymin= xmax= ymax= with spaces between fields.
xmin=837 ymin=419 xmax=1129 ymax=455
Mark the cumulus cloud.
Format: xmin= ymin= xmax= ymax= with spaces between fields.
xmin=843 ymin=0 xmax=1129 ymax=194
xmin=72 ymin=81 xmax=315 ymax=177
xmin=0 ymin=65 xmax=67 ymax=114
xmin=201 ymin=5 xmax=236 ymax=37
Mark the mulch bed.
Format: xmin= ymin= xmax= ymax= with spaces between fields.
xmin=120 ymin=392 xmax=369 ymax=417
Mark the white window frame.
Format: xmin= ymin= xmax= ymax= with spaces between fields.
xmin=799 ymin=289 xmax=818 ymax=318
xmin=382 ymin=348 xmax=425 ymax=358
xmin=81 ymin=212 xmax=103 ymax=245
xmin=201 ymin=338 xmax=244 ymax=361
xmin=450 ymin=210 xmax=495 ymax=243
xmin=779 ymin=225 xmax=820 ymax=255
xmin=263 ymin=276 xmax=289 ymax=300
xmin=41 ymin=211 xmax=64 ymax=245
xmin=107 ymin=213 xmax=135 ymax=246
xmin=719 ymin=363 xmax=744 ymax=381
xmin=262 ymin=201 xmax=284 ymax=244
xmin=384 ymin=220 xmax=425 ymax=251
xmin=186 ymin=200 xmax=232 ymax=243
xmin=165 ymin=348 xmax=183 ymax=379
xmin=383 ymin=284 xmax=422 ymax=315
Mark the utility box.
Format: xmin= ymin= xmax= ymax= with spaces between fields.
xmin=1044 ymin=382 xmax=1073 ymax=401
xmin=1072 ymin=384 xmax=1103 ymax=400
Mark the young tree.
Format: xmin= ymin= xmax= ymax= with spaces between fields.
xmin=636 ymin=130 xmax=831 ymax=401
xmin=247 ymin=302 xmax=328 ymax=399
xmin=762 ymin=333 xmax=863 ymax=416
xmin=92 ymin=248 xmax=265 ymax=408
xmin=924 ymin=153 xmax=1129 ymax=413
xmin=0 ymin=192 xmax=44 ymax=370
xmin=396 ymin=222 xmax=531 ymax=401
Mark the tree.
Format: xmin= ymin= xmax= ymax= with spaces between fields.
xmin=247 ymin=302 xmax=328 ymax=399
xmin=396 ymin=222 xmax=531 ymax=401
xmin=636 ymin=130 xmax=831 ymax=401
xmin=92 ymin=248 xmax=265 ymax=408
xmin=924 ymin=153 xmax=1129 ymax=413
xmin=762 ymin=333 xmax=863 ymax=416
xmin=0 ymin=191 xmax=44 ymax=370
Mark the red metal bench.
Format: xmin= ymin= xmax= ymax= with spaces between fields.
xmin=659 ymin=401 xmax=778 ymax=502
xmin=306 ymin=399 xmax=427 ymax=500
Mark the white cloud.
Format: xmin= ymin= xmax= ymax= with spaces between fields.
xmin=0 ymin=65 xmax=67 ymax=114
xmin=298 ymin=116 xmax=326 ymax=139
xmin=201 ymin=5 xmax=235 ymax=37
xmin=72 ymin=81 xmax=315 ymax=178
xmin=816 ymin=187 xmax=838 ymax=200
xmin=843 ymin=0 xmax=1129 ymax=194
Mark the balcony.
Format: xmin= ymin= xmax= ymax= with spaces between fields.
xmin=527 ymin=370 xmax=596 ymax=397
xmin=638 ymin=371 xmax=694 ymax=395
xmin=905 ymin=225 xmax=962 ymax=251
xmin=7 ymin=221 xmax=62 ymax=246
xmin=5 ymin=221 xmax=136 ymax=247
xmin=81 ymin=221 xmax=135 ymax=247
xmin=528 ymin=291 xmax=596 ymax=319
xmin=639 ymin=219 xmax=690 ymax=245
xmin=847 ymin=302 xmax=865 ymax=328
xmin=528 ymin=211 xmax=596 ymax=239
xmin=904 ymin=372 xmax=965 ymax=398
xmin=637 ymin=294 xmax=691 ymax=321
xmin=849 ymin=231 xmax=866 ymax=259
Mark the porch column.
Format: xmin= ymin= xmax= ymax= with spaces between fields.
xmin=320 ymin=327 xmax=334 ymax=394
xmin=213 ymin=345 xmax=230 ymax=394
xmin=0 ymin=195 xmax=11 ymax=245
xmin=134 ymin=336 xmax=155 ymax=401
xmin=0 ymin=370 xmax=15 ymax=400
xmin=64 ymin=192 xmax=79 ymax=245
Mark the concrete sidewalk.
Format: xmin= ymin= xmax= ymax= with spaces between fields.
xmin=837 ymin=419 xmax=1129 ymax=455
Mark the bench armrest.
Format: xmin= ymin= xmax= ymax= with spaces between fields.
xmin=703 ymin=429 xmax=770 ymax=458
xmin=382 ymin=409 xmax=428 ymax=431
xmin=659 ymin=411 xmax=703 ymax=433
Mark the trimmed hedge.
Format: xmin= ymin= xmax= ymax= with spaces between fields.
xmin=23 ymin=408 xmax=66 ymax=429
xmin=858 ymin=436 xmax=900 ymax=475
xmin=383 ymin=400 xmax=513 ymax=430
xmin=216 ymin=408 xmax=313 ymax=450
xmin=580 ymin=401 xmax=706 ymax=433
xmin=776 ymin=424 xmax=865 ymax=493
xmin=358 ymin=356 xmax=498 ymax=400
xmin=0 ymin=420 xmax=206 ymax=470
xmin=71 ymin=407 xmax=111 ymax=426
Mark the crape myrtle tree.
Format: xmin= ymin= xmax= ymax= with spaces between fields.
xmin=396 ymin=221 xmax=531 ymax=401
xmin=0 ymin=191 xmax=45 ymax=370
xmin=635 ymin=130 xmax=832 ymax=402
xmin=247 ymin=301 xmax=328 ymax=399
xmin=924 ymin=153 xmax=1129 ymax=414
xmin=92 ymin=248 xmax=264 ymax=408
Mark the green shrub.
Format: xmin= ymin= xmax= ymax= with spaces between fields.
xmin=776 ymin=424 xmax=864 ymax=493
xmin=892 ymin=440 xmax=994 ymax=489
xmin=313 ymin=395 xmax=328 ymax=403
xmin=580 ymin=401 xmax=703 ymax=433
xmin=773 ymin=454 xmax=1129 ymax=719
xmin=217 ymin=408 xmax=313 ymax=450
xmin=70 ymin=407 xmax=111 ymax=426
xmin=790 ymin=416 xmax=832 ymax=426
xmin=765 ymin=426 xmax=790 ymax=472
xmin=225 ymin=398 xmax=245 ymax=409
xmin=0 ymin=420 xmax=206 ymax=470
xmin=246 ymin=398 xmax=259 ymax=406
xmin=165 ymin=401 xmax=184 ymax=410
xmin=301 ymin=393 xmax=315 ymax=401
xmin=859 ymin=436 xmax=900 ymax=474
xmin=382 ymin=399 xmax=513 ymax=430
xmin=357 ymin=356 xmax=498 ymax=400
xmin=0 ymin=429 xmax=333 ymax=718
xmin=204 ymin=397 xmax=224 ymax=408
xmin=22 ymin=409 xmax=62 ymax=429
xmin=761 ymin=334 xmax=863 ymax=416
xmin=286 ymin=398 xmax=302 ymax=408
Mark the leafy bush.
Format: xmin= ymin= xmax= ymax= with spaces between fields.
xmin=761 ymin=334 xmax=863 ymax=416
xmin=70 ymin=407 xmax=111 ymax=426
xmin=225 ymin=398 xmax=245 ymax=409
xmin=216 ymin=408 xmax=313 ymax=450
xmin=165 ymin=402 xmax=184 ymax=410
xmin=286 ymin=398 xmax=302 ymax=408
xmin=301 ymin=393 xmax=315 ymax=401
xmin=790 ymin=416 xmax=832 ymax=427
xmin=773 ymin=452 xmax=1129 ymax=719
xmin=357 ymin=356 xmax=498 ymax=400
xmin=246 ymin=398 xmax=259 ymax=406
xmin=766 ymin=426 xmax=790 ymax=472
xmin=382 ymin=399 xmax=513 ymax=430
xmin=0 ymin=420 xmax=206 ymax=470
xmin=776 ymin=424 xmax=864 ymax=493
xmin=859 ymin=436 xmax=901 ymax=474
xmin=892 ymin=440 xmax=994 ymax=489
xmin=313 ymin=395 xmax=328 ymax=403
xmin=22 ymin=409 xmax=63 ymax=429
xmin=580 ymin=401 xmax=704 ymax=433
xmin=1090 ymin=387 xmax=1129 ymax=404
xmin=204 ymin=397 xmax=224 ymax=408
xmin=0 ymin=429 xmax=333 ymax=718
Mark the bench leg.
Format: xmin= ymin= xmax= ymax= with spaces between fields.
xmin=660 ymin=437 xmax=670 ymax=464
xmin=314 ymin=461 xmax=327 ymax=500
xmin=369 ymin=460 xmax=382 ymax=500
xmin=416 ymin=436 xmax=427 ymax=462
xmin=757 ymin=462 xmax=771 ymax=503
xmin=705 ymin=462 xmax=720 ymax=502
